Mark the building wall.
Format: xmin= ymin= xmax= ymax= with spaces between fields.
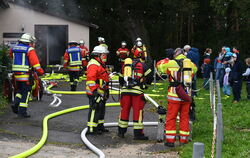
xmin=0 ymin=3 xmax=89 ymax=47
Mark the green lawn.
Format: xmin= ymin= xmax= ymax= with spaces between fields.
xmin=0 ymin=93 xmax=8 ymax=115
xmin=147 ymin=79 xmax=250 ymax=158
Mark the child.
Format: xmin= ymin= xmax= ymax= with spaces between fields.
xmin=201 ymin=58 xmax=213 ymax=90
xmin=242 ymin=58 xmax=250 ymax=100
xmin=229 ymin=53 xmax=243 ymax=103
xmin=223 ymin=68 xmax=231 ymax=96
xmin=203 ymin=48 xmax=212 ymax=60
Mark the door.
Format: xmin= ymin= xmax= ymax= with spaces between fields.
xmin=35 ymin=25 xmax=68 ymax=66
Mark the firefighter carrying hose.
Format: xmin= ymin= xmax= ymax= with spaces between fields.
xmin=63 ymin=41 xmax=84 ymax=91
xmin=118 ymin=57 xmax=153 ymax=140
xmin=116 ymin=41 xmax=130 ymax=67
xmin=86 ymin=45 xmax=110 ymax=134
xmin=157 ymin=48 xmax=197 ymax=147
xmin=9 ymin=33 xmax=44 ymax=118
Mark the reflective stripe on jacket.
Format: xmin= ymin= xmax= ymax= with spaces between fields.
xmin=12 ymin=44 xmax=30 ymax=72
xmin=67 ymin=47 xmax=82 ymax=66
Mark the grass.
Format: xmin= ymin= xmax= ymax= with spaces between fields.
xmin=0 ymin=93 xmax=8 ymax=115
xmin=146 ymin=79 xmax=250 ymax=158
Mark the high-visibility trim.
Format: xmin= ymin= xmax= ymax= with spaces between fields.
xmin=15 ymin=74 xmax=29 ymax=78
xmin=22 ymin=53 xmax=25 ymax=66
xmin=138 ymin=110 xmax=143 ymax=123
xmin=87 ymin=59 xmax=100 ymax=68
xmin=165 ymin=130 xmax=176 ymax=134
xmin=167 ymin=96 xmax=181 ymax=101
xmin=25 ymin=92 xmax=30 ymax=104
xmin=86 ymin=81 xmax=95 ymax=84
xmin=144 ymin=69 xmax=152 ymax=76
xmin=16 ymin=93 xmax=22 ymax=99
xmin=133 ymin=122 xmax=144 ymax=129
xmin=86 ymin=89 xmax=93 ymax=94
xmin=96 ymin=96 xmax=101 ymax=103
xmin=12 ymin=65 xmax=30 ymax=72
xmin=19 ymin=102 xmax=28 ymax=108
xmin=180 ymin=130 xmax=190 ymax=135
xmin=87 ymin=122 xmax=98 ymax=127
xmin=89 ymin=110 xmax=96 ymax=132
xmin=98 ymin=120 xmax=104 ymax=124
xmin=97 ymin=89 xmax=104 ymax=94
xmin=180 ymin=136 xmax=188 ymax=140
xmin=121 ymin=89 xmax=143 ymax=94
xmin=166 ymin=135 xmax=175 ymax=139
xmin=70 ymin=82 xmax=74 ymax=85
xmin=135 ymin=72 xmax=143 ymax=77
xmin=33 ymin=64 xmax=41 ymax=68
xmin=69 ymin=61 xmax=82 ymax=66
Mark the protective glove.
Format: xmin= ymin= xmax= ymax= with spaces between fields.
xmin=157 ymin=106 xmax=166 ymax=115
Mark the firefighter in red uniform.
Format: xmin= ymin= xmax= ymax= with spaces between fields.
xmin=9 ymin=33 xmax=44 ymax=118
xmin=116 ymin=41 xmax=130 ymax=67
xmin=63 ymin=41 xmax=84 ymax=91
xmin=118 ymin=57 xmax=153 ymax=140
xmin=131 ymin=38 xmax=147 ymax=62
xmin=86 ymin=45 xmax=110 ymax=134
xmin=157 ymin=48 xmax=197 ymax=147
xmin=79 ymin=40 xmax=89 ymax=68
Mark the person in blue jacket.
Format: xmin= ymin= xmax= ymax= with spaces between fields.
xmin=214 ymin=53 xmax=224 ymax=87
xmin=183 ymin=45 xmax=200 ymax=96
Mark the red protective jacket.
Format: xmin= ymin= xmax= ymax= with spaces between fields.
xmin=86 ymin=57 xmax=109 ymax=95
xmin=116 ymin=48 xmax=130 ymax=61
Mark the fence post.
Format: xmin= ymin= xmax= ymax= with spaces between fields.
xmin=209 ymin=72 xmax=214 ymax=112
xmin=192 ymin=142 xmax=205 ymax=158
xmin=216 ymin=80 xmax=223 ymax=158
xmin=153 ymin=60 xmax=156 ymax=90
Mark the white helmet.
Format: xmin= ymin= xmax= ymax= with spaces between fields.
xmin=68 ymin=41 xmax=78 ymax=45
xmin=183 ymin=45 xmax=191 ymax=51
xmin=98 ymin=37 xmax=105 ymax=42
xmin=136 ymin=41 xmax=142 ymax=47
xmin=19 ymin=33 xmax=36 ymax=43
xmin=92 ymin=45 xmax=109 ymax=54
xmin=136 ymin=37 xmax=142 ymax=42
xmin=121 ymin=41 xmax=126 ymax=46
xmin=79 ymin=40 xmax=85 ymax=44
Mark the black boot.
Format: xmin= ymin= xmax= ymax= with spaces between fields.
xmin=11 ymin=105 xmax=18 ymax=114
xmin=134 ymin=129 xmax=148 ymax=140
xmin=118 ymin=127 xmax=127 ymax=138
xmin=71 ymin=85 xmax=76 ymax=91
xmin=86 ymin=127 xmax=102 ymax=135
xmin=164 ymin=142 xmax=175 ymax=147
xmin=18 ymin=107 xmax=30 ymax=118
xmin=98 ymin=124 xmax=109 ymax=133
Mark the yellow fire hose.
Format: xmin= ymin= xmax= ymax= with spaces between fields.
xmin=10 ymin=73 xmax=163 ymax=157
xmin=46 ymin=84 xmax=163 ymax=97
xmin=10 ymin=102 xmax=120 ymax=158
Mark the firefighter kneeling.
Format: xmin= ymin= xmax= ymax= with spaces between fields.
xmin=157 ymin=48 xmax=197 ymax=147
xmin=86 ymin=45 xmax=109 ymax=134
xmin=118 ymin=58 xmax=153 ymax=140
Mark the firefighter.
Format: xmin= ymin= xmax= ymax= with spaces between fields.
xmin=132 ymin=41 xmax=148 ymax=62
xmin=9 ymin=33 xmax=44 ymax=118
xmin=157 ymin=48 xmax=197 ymax=147
xmin=63 ymin=41 xmax=83 ymax=91
xmin=86 ymin=45 xmax=110 ymax=134
xmin=98 ymin=37 xmax=108 ymax=49
xmin=131 ymin=37 xmax=147 ymax=62
xmin=79 ymin=40 xmax=89 ymax=68
xmin=116 ymin=41 xmax=130 ymax=67
xmin=118 ymin=57 xmax=153 ymax=140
